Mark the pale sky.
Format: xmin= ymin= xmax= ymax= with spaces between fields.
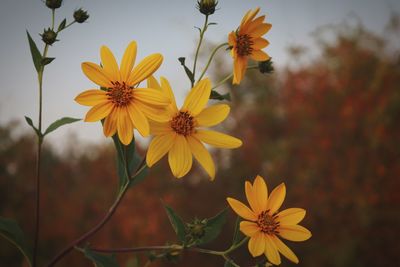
xmin=0 ymin=0 xmax=399 ymax=151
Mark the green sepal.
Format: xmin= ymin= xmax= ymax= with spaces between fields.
xmin=0 ymin=217 xmax=33 ymax=267
xmin=26 ymin=31 xmax=42 ymax=73
xmin=43 ymin=117 xmax=80 ymax=136
xmin=41 ymin=57 xmax=55 ymax=66
xmin=24 ymin=116 xmax=41 ymax=137
xmin=163 ymin=204 xmax=186 ymax=244
xmin=210 ymin=90 xmax=231 ymax=101
xmin=83 ymin=248 xmax=120 ymax=267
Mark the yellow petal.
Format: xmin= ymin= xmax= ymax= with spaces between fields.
xmin=195 ymin=130 xmax=242 ymax=148
xmin=240 ymin=221 xmax=260 ymax=237
xmin=251 ymin=50 xmax=270 ymax=61
xmin=248 ymin=233 xmax=265 ymax=257
xmin=228 ymin=31 xmax=236 ymax=47
xmin=168 ymin=135 xmax=192 ymax=178
xmin=134 ymin=88 xmax=170 ymax=106
xmin=265 ymin=235 xmax=281 ymax=265
xmin=160 ymin=77 xmax=178 ymax=110
xmin=266 ymin=183 xmax=286 ymax=214
xmin=120 ymin=41 xmax=137 ymax=82
xmin=250 ymin=23 xmax=272 ymax=37
xmin=150 ymin=121 xmax=172 ymax=135
xmin=232 ymin=57 xmax=247 ymax=85
xmin=186 ymin=136 xmax=215 ymax=180
xmin=103 ymin=107 xmax=117 ymax=137
xmin=117 ymin=107 xmax=134 ymax=145
xmin=146 ymin=133 xmax=176 ymax=167
xmin=253 ymin=175 xmax=268 ymax=212
xmin=245 ymin=181 xmax=261 ymax=214
xmin=128 ymin=53 xmax=163 ymax=85
xmin=195 ymin=104 xmax=230 ymax=127
xmin=252 ymin=38 xmax=270 ymax=50
xmin=84 ymin=101 xmax=113 ymax=122
xmin=278 ymin=225 xmax=312 ymax=242
xmin=81 ymin=62 xmax=112 ymax=88
xmin=277 ymin=208 xmax=306 ymax=226
xmin=147 ymin=75 xmax=162 ymax=91
xmin=241 ymin=7 xmax=260 ymax=30
xmin=126 ymin=103 xmax=150 ymax=137
xmin=75 ymin=89 xmax=108 ymax=106
xmin=135 ymin=101 xmax=171 ymax=122
xmin=100 ymin=45 xmax=120 ymax=81
xmin=226 ymin=197 xmax=257 ymax=221
xmin=246 ymin=15 xmax=266 ymax=32
xmin=181 ymin=78 xmax=211 ymax=116
xmin=272 ymin=236 xmax=299 ymax=264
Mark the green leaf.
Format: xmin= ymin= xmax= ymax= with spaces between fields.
xmin=41 ymin=57 xmax=55 ymax=66
xmin=24 ymin=116 xmax=41 ymax=137
xmin=26 ymin=31 xmax=42 ymax=73
xmin=58 ymin=18 xmax=67 ymax=32
xmin=210 ymin=90 xmax=231 ymax=101
xmin=83 ymin=248 xmax=119 ymax=267
xmin=0 ymin=217 xmax=32 ymax=267
xmin=231 ymin=216 xmax=244 ymax=245
xmin=43 ymin=117 xmax=81 ymax=136
xmin=163 ymin=204 xmax=186 ymax=243
xmin=197 ymin=208 xmax=228 ymax=245
xmin=178 ymin=57 xmax=194 ymax=85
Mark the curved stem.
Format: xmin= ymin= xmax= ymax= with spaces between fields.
xmin=224 ymin=237 xmax=249 ymax=254
xmin=192 ymin=15 xmax=209 ymax=87
xmin=211 ymin=65 xmax=259 ymax=90
xmin=46 ymin=155 xmax=146 ymax=266
xmin=197 ymin=42 xmax=228 ymax=83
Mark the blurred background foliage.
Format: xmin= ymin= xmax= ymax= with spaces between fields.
xmin=1 ymin=18 xmax=400 ymax=267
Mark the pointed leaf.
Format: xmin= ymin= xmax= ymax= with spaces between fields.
xmin=197 ymin=208 xmax=228 ymax=245
xmin=163 ymin=204 xmax=186 ymax=243
xmin=178 ymin=57 xmax=194 ymax=84
xmin=24 ymin=116 xmax=41 ymax=137
xmin=43 ymin=117 xmax=81 ymax=136
xmin=83 ymin=248 xmax=119 ymax=267
xmin=26 ymin=31 xmax=42 ymax=73
xmin=58 ymin=19 xmax=67 ymax=32
xmin=0 ymin=217 xmax=32 ymax=267
xmin=232 ymin=216 xmax=244 ymax=245
xmin=210 ymin=90 xmax=231 ymax=101
xmin=41 ymin=57 xmax=55 ymax=66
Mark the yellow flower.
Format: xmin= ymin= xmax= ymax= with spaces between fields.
xmin=145 ymin=77 xmax=242 ymax=179
xmin=229 ymin=7 xmax=272 ymax=84
xmin=227 ymin=175 xmax=311 ymax=265
xmin=75 ymin=41 xmax=170 ymax=145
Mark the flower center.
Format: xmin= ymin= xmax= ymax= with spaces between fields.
xmin=257 ymin=210 xmax=279 ymax=235
xmin=236 ymin=34 xmax=253 ymax=56
xmin=171 ymin=111 xmax=195 ymax=136
xmin=107 ymin=81 xmax=133 ymax=107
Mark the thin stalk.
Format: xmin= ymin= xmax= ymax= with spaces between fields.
xmin=197 ymin=42 xmax=228 ymax=83
xmin=224 ymin=237 xmax=249 ymax=254
xmin=192 ymin=15 xmax=209 ymax=87
xmin=211 ymin=65 xmax=259 ymax=90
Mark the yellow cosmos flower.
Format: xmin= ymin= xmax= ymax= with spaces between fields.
xmin=229 ymin=7 xmax=272 ymax=84
xmin=227 ymin=175 xmax=311 ymax=265
xmin=145 ymin=77 xmax=242 ymax=180
xmin=75 ymin=41 xmax=170 ymax=145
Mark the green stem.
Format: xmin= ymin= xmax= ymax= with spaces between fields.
xmin=211 ymin=65 xmax=259 ymax=90
xmin=197 ymin=42 xmax=228 ymax=83
xmin=192 ymin=15 xmax=209 ymax=87
xmin=224 ymin=237 xmax=249 ymax=254
xmin=57 ymin=21 xmax=76 ymax=34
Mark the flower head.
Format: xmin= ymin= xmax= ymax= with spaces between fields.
xmin=197 ymin=0 xmax=218 ymax=16
xmin=227 ymin=175 xmax=311 ymax=265
xmin=73 ymin=8 xmax=89 ymax=23
xmin=145 ymin=77 xmax=242 ymax=179
xmin=41 ymin=28 xmax=58 ymax=45
xmin=75 ymin=41 xmax=170 ymax=145
xmin=229 ymin=7 xmax=272 ymax=84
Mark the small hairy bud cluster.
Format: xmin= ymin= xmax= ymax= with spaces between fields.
xmin=45 ymin=0 xmax=62 ymax=9
xmin=197 ymin=0 xmax=218 ymax=16
xmin=74 ymin=8 xmax=89 ymax=23
xmin=40 ymin=28 xmax=58 ymax=45
xmin=258 ymin=59 xmax=274 ymax=74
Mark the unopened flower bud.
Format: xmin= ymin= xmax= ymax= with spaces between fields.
xmin=45 ymin=0 xmax=62 ymax=9
xmin=197 ymin=0 xmax=218 ymax=16
xmin=74 ymin=8 xmax=89 ymax=23
xmin=258 ymin=59 xmax=274 ymax=74
xmin=40 ymin=28 xmax=58 ymax=45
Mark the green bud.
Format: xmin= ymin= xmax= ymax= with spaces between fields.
xmin=258 ymin=59 xmax=274 ymax=74
xmin=186 ymin=218 xmax=207 ymax=242
xmin=197 ymin=0 xmax=218 ymax=16
xmin=40 ymin=28 xmax=58 ymax=45
xmin=73 ymin=8 xmax=89 ymax=23
xmin=45 ymin=0 xmax=62 ymax=9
